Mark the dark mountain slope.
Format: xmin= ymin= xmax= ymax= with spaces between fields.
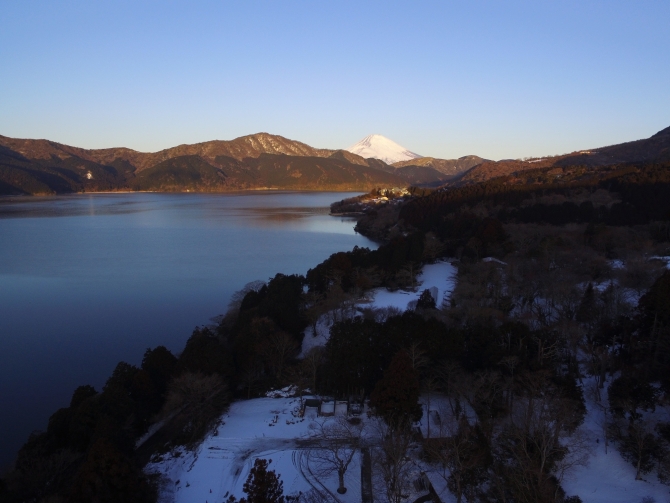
xmin=0 ymin=135 xmax=143 ymax=170
xmin=0 ymin=132 xmax=334 ymax=172
xmin=131 ymin=156 xmax=229 ymax=192
xmin=130 ymin=153 xmax=407 ymax=192
xmin=326 ymin=149 xmax=489 ymax=186
xmin=448 ymin=125 xmax=670 ymax=187
xmin=138 ymin=133 xmax=334 ymax=171
xmin=392 ymin=155 xmax=487 ymax=176
xmin=0 ymin=144 xmax=131 ymax=194
xmin=555 ymin=124 xmax=670 ymax=167
xmin=360 ymin=155 xmax=490 ymax=186
xmin=246 ymin=154 xmax=406 ymax=189
xmin=131 ymin=154 xmax=406 ymax=192
xmin=329 ymin=149 xmax=372 ymax=166
xmin=328 ymin=149 xmax=399 ymax=173
xmin=0 ymin=134 xmax=406 ymax=194
xmin=393 ymin=165 xmax=453 ymax=186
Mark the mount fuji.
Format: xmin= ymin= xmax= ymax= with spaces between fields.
xmin=346 ymin=134 xmax=422 ymax=165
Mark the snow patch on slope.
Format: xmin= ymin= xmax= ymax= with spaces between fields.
xmin=560 ymin=377 xmax=670 ymax=503
xmin=346 ymin=134 xmax=422 ymax=165
xmin=362 ymin=261 xmax=457 ymax=312
xmin=299 ymin=261 xmax=458 ymax=357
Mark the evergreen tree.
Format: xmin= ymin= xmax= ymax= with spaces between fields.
xmin=417 ymin=289 xmax=436 ymax=310
xmin=70 ymin=438 xmax=154 ymax=503
xmin=227 ymin=458 xmax=285 ymax=503
xmin=636 ymin=270 xmax=670 ymax=381
xmin=370 ymin=351 xmax=422 ymax=430
xmin=576 ymin=283 xmax=598 ymax=324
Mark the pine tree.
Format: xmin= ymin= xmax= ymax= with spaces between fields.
xmin=227 ymin=458 xmax=285 ymax=503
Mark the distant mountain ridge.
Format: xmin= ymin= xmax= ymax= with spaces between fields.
xmin=0 ymin=133 xmax=410 ymax=195
xmin=445 ymin=125 xmax=670 ymax=187
xmin=0 ymin=132 xmax=488 ymax=195
xmin=4 ymin=126 xmax=661 ymax=196
xmin=391 ymin=155 xmax=488 ymax=175
xmin=0 ymin=132 xmax=334 ymax=172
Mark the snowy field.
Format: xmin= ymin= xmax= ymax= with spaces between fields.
xmin=415 ymin=384 xmax=670 ymax=503
xmin=560 ymin=378 xmax=670 ymax=503
xmin=301 ymin=260 xmax=458 ymax=357
xmin=362 ymin=260 xmax=457 ymax=311
xmin=147 ymin=397 xmax=366 ymax=503
xmin=148 ymin=388 xmax=670 ymax=503
xmin=147 ymin=398 xmax=311 ymax=502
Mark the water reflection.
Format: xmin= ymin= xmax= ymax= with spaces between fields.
xmin=0 ymin=191 xmax=373 ymax=467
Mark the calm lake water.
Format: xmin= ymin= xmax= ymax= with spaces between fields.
xmin=0 ymin=192 xmax=375 ymax=466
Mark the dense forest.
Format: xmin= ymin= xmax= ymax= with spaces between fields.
xmin=2 ymin=158 xmax=670 ymax=503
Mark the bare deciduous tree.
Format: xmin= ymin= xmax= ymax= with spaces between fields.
xmin=301 ymin=346 xmax=325 ymax=394
xmin=405 ymin=342 xmax=429 ymax=372
xmin=240 ymin=362 xmax=263 ymax=399
xmin=587 ymin=380 xmax=610 ymax=454
xmin=423 ymin=232 xmax=445 ymax=262
xmin=308 ymin=417 xmax=363 ymax=494
xmin=227 ymin=280 xmax=266 ymax=316
xmin=609 ymin=418 xmax=660 ymax=480
xmin=420 ymin=373 xmax=440 ymax=439
xmin=369 ymin=418 xmax=414 ymax=503
xmin=396 ymin=262 xmax=419 ymax=290
xmin=304 ymin=290 xmax=326 ymax=338
xmin=262 ymin=331 xmax=299 ymax=382
xmin=162 ymin=372 xmax=230 ymax=444
xmin=424 ymin=415 xmax=490 ymax=503
xmin=491 ymin=377 xmax=590 ymax=503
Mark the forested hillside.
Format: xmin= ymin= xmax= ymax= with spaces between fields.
xmin=3 ymin=136 xmax=670 ymax=503
xmin=3 ymin=126 xmax=666 ymax=195
xmin=0 ymin=133 xmax=410 ymax=194
xmin=446 ymin=125 xmax=670 ymax=187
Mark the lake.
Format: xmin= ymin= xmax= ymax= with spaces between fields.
xmin=0 ymin=191 xmax=375 ymax=467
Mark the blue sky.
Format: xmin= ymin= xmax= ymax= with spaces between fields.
xmin=1 ymin=1 xmax=668 ymax=160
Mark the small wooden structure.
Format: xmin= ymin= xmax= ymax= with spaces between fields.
xmin=300 ymin=397 xmax=321 ymax=417
xmin=320 ymin=399 xmax=335 ymax=416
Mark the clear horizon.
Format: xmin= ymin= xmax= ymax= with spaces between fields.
xmin=1 ymin=1 xmax=668 ymax=161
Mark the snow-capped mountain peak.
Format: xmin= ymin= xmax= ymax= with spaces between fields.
xmin=346 ymin=134 xmax=422 ymax=165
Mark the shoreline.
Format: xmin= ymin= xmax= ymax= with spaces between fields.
xmin=0 ymin=187 xmax=384 ymax=198
xmin=329 ymin=211 xmax=365 ymax=217
xmin=0 ymin=190 xmax=373 ymax=469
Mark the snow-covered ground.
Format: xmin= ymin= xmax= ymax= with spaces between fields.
xmin=415 ymin=382 xmax=670 ymax=503
xmin=360 ymin=260 xmax=458 ymax=312
xmin=149 ymin=255 xmax=670 ymax=503
xmin=300 ymin=261 xmax=457 ymax=357
xmin=576 ymin=278 xmax=642 ymax=308
xmin=148 ymin=384 xmax=670 ymax=503
xmin=147 ymin=397 xmax=367 ymax=503
xmin=147 ymin=398 xmax=311 ymax=502
xmin=300 ymin=315 xmax=334 ymax=357
xmin=561 ymin=377 xmax=670 ymax=503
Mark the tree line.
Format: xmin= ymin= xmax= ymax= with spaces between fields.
xmin=0 ymin=227 xmax=435 ymax=502
xmin=4 ymin=160 xmax=670 ymax=502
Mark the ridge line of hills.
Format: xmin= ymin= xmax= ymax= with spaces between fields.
xmin=446 ymin=125 xmax=670 ymax=187
xmin=0 ymin=132 xmax=486 ymax=195
xmin=1 ymin=126 xmax=668 ymax=195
